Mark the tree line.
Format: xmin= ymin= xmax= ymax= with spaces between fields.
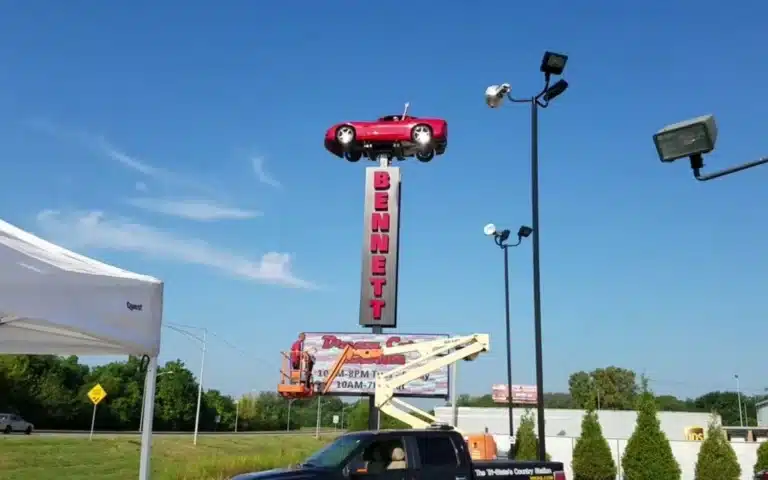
xmin=0 ymin=356 xmax=761 ymax=432
xmin=0 ymin=354 xmax=406 ymax=432
xmin=458 ymin=366 xmax=764 ymax=427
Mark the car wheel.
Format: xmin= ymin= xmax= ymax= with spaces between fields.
xmin=344 ymin=151 xmax=362 ymax=162
xmin=335 ymin=125 xmax=356 ymax=148
xmin=416 ymin=150 xmax=434 ymax=162
xmin=410 ymin=124 xmax=433 ymax=146
xmin=3 ymin=425 xmax=11 ymax=434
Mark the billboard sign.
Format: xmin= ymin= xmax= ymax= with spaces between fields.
xmin=303 ymin=332 xmax=449 ymax=398
xmin=359 ymin=167 xmax=402 ymax=328
xmin=491 ymin=384 xmax=538 ymax=405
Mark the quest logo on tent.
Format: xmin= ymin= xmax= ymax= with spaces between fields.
xmin=126 ymin=302 xmax=143 ymax=312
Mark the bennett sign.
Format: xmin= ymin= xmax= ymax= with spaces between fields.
xmin=359 ymin=167 xmax=401 ymax=328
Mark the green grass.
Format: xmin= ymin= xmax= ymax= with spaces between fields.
xmin=0 ymin=434 xmax=335 ymax=480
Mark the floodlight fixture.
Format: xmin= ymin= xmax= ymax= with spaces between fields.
xmin=542 ymin=79 xmax=569 ymax=102
xmin=653 ymin=114 xmax=718 ymax=163
xmin=483 ymin=223 xmax=497 ymax=236
xmin=540 ymin=51 xmax=568 ymax=76
xmin=517 ymin=225 xmax=533 ymax=238
xmin=653 ymin=114 xmax=768 ymax=182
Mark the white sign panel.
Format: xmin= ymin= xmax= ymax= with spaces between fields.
xmin=491 ymin=384 xmax=538 ymax=405
xmin=303 ymin=332 xmax=449 ymax=397
xmin=332 ymin=415 xmax=340 ymax=425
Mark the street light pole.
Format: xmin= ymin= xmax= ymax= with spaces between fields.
xmin=502 ymin=235 xmax=515 ymax=451
xmin=485 ymin=51 xmax=569 ymax=461
xmin=484 ymin=223 xmax=532 ymax=457
xmin=234 ymin=401 xmax=239 ymax=432
xmin=193 ymin=328 xmax=207 ymax=445
xmin=287 ymin=398 xmax=296 ymax=432
xmin=736 ymin=374 xmax=744 ymax=427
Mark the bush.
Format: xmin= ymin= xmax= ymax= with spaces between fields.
xmin=755 ymin=439 xmax=768 ymax=474
xmin=621 ymin=380 xmax=681 ymax=480
xmin=572 ymin=408 xmax=616 ymax=480
xmin=514 ymin=410 xmax=550 ymax=461
xmin=694 ymin=419 xmax=739 ymax=480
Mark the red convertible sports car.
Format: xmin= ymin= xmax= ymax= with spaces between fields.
xmin=324 ymin=104 xmax=448 ymax=162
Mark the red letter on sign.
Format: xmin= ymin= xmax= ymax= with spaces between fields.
xmin=370 ymin=299 xmax=386 ymax=319
xmin=370 ymin=234 xmax=390 ymax=254
xmin=371 ymin=212 xmax=390 ymax=232
xmin=373 ymin=171 xmax=390 ymax=190
xmin=371 ymin=256 xmax=386 ymax=275
xmin=374 ymin=192 xmax=389 ymax=211
xmin=370 ymin=277 xmax=386 ymax=297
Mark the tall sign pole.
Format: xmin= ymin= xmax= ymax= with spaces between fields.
xmin=324 ymin=107 xmax=447 ymax=430
xmin=360 ymin=152 xmax=402 ymax=429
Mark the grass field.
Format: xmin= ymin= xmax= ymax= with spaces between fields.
xmin=0 ymin=434 xmax=335 ymax=480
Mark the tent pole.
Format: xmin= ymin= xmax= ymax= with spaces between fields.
xmin=138 ymin=356 xmax=158 ymax=480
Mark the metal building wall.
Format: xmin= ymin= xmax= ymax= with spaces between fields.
xmin=433 ymin=406 xmax=719 ymax=441
xmin=757 ymin=403 xmax=768 ymax=426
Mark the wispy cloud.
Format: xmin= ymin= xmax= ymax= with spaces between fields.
xmin=36 ymin=210 xmax=315 ymax=289
xmin=251 ymin=157 xmax=282 ymax=189
xmin=27 ymin=119 xmax=216 ymax=195
xmin=126 ymin=198 xmax=261 ymax=221
xmin=27 ymin=119 xmax=260 ymax=221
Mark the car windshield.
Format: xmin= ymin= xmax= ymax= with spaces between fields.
xmin=378 ymin=115 xmax=415 ymax=122
xmin=301 ymin=434 xmax=366 ymax=468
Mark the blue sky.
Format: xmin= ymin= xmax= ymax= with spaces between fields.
xmin=1 ymin=1 xmax=767 ymax=403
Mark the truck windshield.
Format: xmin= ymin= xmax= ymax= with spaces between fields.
xmin=301 ymin=434 xmax=365 ymax=468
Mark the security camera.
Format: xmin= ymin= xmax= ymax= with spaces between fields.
xmin=653 ymin=114 xmax=718 ymax=163
xmin=485 ymin=84 xmax=511 ymax=109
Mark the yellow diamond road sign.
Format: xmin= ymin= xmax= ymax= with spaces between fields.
xmin=87 ymin=384 xmax=107 ymax=405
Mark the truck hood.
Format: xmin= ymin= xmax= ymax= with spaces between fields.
xmin=231 ymin=466 xmax=330 ymax=480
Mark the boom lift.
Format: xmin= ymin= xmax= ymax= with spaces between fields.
xmin=277 ymin=334 xmax=498 ymax=459
xmin=374 ymin=334 xmax=489 ymax=429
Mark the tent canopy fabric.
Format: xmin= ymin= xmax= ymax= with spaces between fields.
xmin=0 ymin=218 xmax=163 ymax=356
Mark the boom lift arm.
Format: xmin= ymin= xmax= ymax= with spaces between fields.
xmin=320 ymin=344 xmax=382 ymax=395
xmin=374 ymin=334 xmax=490 ymax=431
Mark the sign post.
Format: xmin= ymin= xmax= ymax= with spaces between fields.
xmin=87 ymin=384 xmax=107 ymax=440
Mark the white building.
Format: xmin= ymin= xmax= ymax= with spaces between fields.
xmin=433 ymin=406 xmax=718 ymax=441
xmin=432 ymin=407 xmax=768 ymax=480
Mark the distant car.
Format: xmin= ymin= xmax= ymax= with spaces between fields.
xmin=0 ymin=413 xmax=34 ymax=434
xmin=324 ymin=108 xmax=448 ymax=163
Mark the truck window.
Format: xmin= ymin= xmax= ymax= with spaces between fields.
xmin=302 ymin=433 xmax=364 ymax=468
xmin=415 ymin=435 xmax=459 ymax=467
xmin=349 ymin=438 xmax=408 ymax=473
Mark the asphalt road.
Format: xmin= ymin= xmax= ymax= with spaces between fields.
xmin=2 ymin=428 xmax=341 ymax=438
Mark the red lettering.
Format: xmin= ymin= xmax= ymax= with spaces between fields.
xmin=371 ymin=212 xmax=390 ymax=232
xmin=370 ymin=299 xmax=385 ymax=319
xmin=374 ymin=192 xmax=389 ymax=211
xmin=373 ymin=171 xmax=390 ymax=190
xmin=370 ymin=278 xmax=386 ymax=297
xmin=370 ymin=234 xmax=390 ymax=253
xmin=371 ymin=256 xmax=386 ymax=275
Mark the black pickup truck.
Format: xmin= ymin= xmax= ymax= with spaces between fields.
xmin=232 ymin=428 xmax=565 ymax=480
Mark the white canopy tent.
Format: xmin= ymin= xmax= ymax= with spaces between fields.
xmin=0 ymin=218 xmax=163 ymax=480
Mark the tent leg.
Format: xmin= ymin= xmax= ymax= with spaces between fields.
xmin=139 ymin=356 xmax=158 ymax=480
